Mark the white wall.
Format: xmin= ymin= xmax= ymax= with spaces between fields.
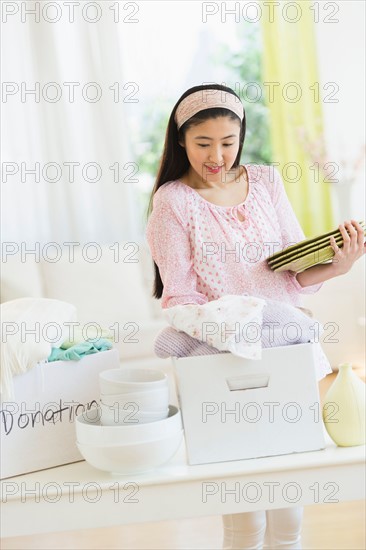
xmin=315 ymin=0 xmax=365 ymax=221
xmin=310 ymin=1 xmax=365 ymax=369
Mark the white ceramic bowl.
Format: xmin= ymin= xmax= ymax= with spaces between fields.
xmin=76 ymin=430 xmax=183 ymax=474
xmin=99 ymin=368 xmax=168 ymax=395
xmin=99 ymin=401 xmax=169 ymax=426
xmin=99 ymin=386 xmax=169 ymax=411
xmin=76 ymin=405 xmax=182 ymax=446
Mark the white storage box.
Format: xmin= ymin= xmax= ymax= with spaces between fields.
xmin=0 ymin=348 xmax=120 ymax=479
xmin=173 ymin=343 xmax=326 ymax=465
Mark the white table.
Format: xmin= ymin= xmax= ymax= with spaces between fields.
xmin=1 ymin=432 xmax=365 ymax=539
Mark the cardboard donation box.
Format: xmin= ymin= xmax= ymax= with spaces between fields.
xmin=173 ymin=343 xmax=326 ymax=465
xmin=0 ymin=348 xmax=120 ymax=479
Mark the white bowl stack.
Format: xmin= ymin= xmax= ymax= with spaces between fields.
xmin=99 ymin=368 xmax=170 ymax=426
xmin=75 ymin=368 xmax=183 ymax=474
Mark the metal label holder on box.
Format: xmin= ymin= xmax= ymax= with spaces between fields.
xmin=172 ymin=343 xmax=326 ymax=466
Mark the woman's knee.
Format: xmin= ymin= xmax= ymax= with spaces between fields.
xmin=265 ymin=506 xmax=304 ymax=549
xmin=222 ymin=511 xmax=266 ymax=550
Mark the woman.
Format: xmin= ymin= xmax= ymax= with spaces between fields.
xmin=145 ymin=83 xmax=365 ymax=549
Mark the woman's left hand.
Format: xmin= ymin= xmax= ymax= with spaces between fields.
xmin=330 ymin=219 xmax=366 ymax=275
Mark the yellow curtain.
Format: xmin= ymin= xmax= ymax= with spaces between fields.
xmin=259 ymin=1 xmax=334 ymax=236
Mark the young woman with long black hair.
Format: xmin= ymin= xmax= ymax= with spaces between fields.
xmin=145 ymin=83 xmax=365 ymax=549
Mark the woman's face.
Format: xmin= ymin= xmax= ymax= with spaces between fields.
xmin=179 ymin=116 xmax=241 ymax=184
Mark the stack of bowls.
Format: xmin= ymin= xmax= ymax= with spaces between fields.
xmin=99 ymin=368 xmax=169 ymax=426
xmin=75 ymin=368 xmax=183 ymax=474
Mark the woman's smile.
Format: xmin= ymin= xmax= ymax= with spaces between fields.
xmin=205 ymin=164 xmax=224 ymax=174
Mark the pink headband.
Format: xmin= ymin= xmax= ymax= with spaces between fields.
xmin=174 ymin=89 xmax=244 ymax=130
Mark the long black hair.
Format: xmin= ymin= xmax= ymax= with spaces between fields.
xmin=146 ymin=83 xmax=246 ymax=300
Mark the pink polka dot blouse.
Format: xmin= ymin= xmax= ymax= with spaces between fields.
xmin=145 ymin=164 xmax=323 ymax=309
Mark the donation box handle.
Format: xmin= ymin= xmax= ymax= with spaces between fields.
xmin=226 ymin=373 xmax=270 ymax=391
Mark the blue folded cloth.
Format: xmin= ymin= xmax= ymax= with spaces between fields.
xmin=47 ymin=338 xmax=113 ymax=362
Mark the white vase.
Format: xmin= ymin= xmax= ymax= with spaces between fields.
xmin=322 ymin=363 xmax=365 ymax=446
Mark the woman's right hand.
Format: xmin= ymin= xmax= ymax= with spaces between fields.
xmin=329 ymin=220 xmax=366 ymax=275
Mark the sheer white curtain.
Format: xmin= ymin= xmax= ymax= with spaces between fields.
xmin=2 ymin=7 xmax=139 ymax=247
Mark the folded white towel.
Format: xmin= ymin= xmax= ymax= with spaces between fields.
xmin=1 ymin=297 xmax=77 ymax=401
xmin=163 ymin=295 xmax=267 ymax=360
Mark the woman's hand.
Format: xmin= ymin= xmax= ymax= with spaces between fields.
xmin=330 ymin=220 xmax=366 ymax=275
xmin=294 ymin=220 xmax=365 ymax=288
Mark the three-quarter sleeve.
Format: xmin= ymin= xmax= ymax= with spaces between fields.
xmin=268 ymin=166 xmax=323 ymax=295
xmin=145 ymin=187 xmax=209 ymax=309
